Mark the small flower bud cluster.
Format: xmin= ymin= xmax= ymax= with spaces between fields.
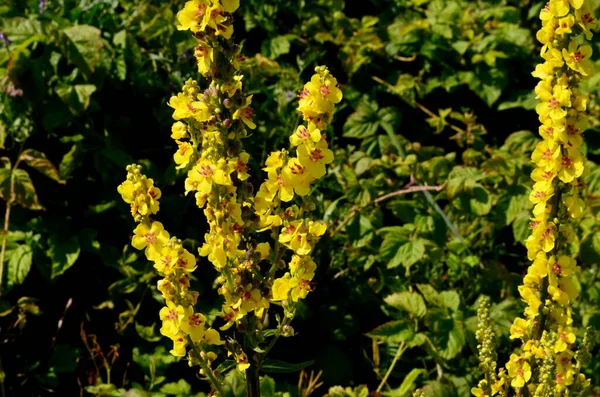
xmin=473 ymin=1 xmax=596 ymax=395
xmin=472 ymin=297 xmax=503 ymax=397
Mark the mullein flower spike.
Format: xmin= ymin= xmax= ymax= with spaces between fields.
xmin=118 ymin=0 xmax=341 ymax=384
xmin=473 ymin=0 xmax=595 ymax=395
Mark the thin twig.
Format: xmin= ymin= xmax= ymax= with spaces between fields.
xmin=330 ymin=184 xmax=443 ymax=238
xmin=376 ymin=342 xmax=406 ymax=393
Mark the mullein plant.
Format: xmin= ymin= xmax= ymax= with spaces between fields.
xmin=117 ymin=1 xmax=342 ymax=395
xmin=472 ymin=1 xmax=596 ymax=396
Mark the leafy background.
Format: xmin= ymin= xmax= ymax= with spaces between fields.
xmin=1 ymin=0 xmax=600 ymax=396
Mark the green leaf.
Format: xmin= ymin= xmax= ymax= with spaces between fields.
xmin=59 ymin=25 xmax=104 ymax=79
xmin=446 ymin=166 xmax=484 ymax=198
xmin=343 ymin=100 xmax=380 ymax=139
xmin=135 ymin=322 xmax=161 ymax=342
xmin=47 ymin=235 xmax=80 ymax=279
xmin=6 ymin=244 xmax=33 ymax=290
xmin=55 ymin=84 xmax=97 ymax=115
xmin=0 ymin=17 xmax=43 ymax=44
xmin=389 ymin=239 xmax=425 ymax=270
xmin=260 ymin=376 xmax=276 ymax=397
xmin=580 ymin=232 xmax=600 ymax=265
xmin=263 ymin=35 xmax=291 ymax=59
xmin=367 ymin=320 xmax=426 ymax=347
xmin=19 ymin=149 xmax=65 ymax=184
xmin=438 ymin=321 xmax=466 ymax=360
xmin=379 ymin=225 xmax=413 ymax=264
xmin=439 ymin=291 xmax=460 ymax=311
xmin=384 ymin=368 xmax=425 ymax=397
xmin=59 ymin=143 xmax=85 ymax=180
xmin=384 ymin=291 xmax=426 ymax=318
xmin=160 ymin=379 xmax=192 ymax=395
xmin=215 ymin=359 xmax=236 ymax=374
xmin=11 ymin=169 xmax=42 ymax=210
xmin=416 ymin=284 xmax=441 ymax=307
xmin=261 ymin=359 xmax=313 ymax=373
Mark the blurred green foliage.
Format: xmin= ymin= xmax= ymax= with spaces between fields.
xmin=1 ymin=0 xmax=600 ymax=396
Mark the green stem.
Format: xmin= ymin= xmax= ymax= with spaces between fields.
xmin=245 ymin=360 xmax=260 ymax=397
xmin=376 ymin=342 xmax=406 ymax=393
xmin=189 ymin=338 xmax=226 ymax=397
xmin=0 ymin=201 xmax=12 ymax=296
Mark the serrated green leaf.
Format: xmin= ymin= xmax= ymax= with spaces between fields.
xmin=11 ymin=169 xmax=42 ymax=210
xmin=439 ymin=290 xmax=460 ymax=311
xmin=160 ymin=379 xmax=192 ymax=395
xmin=6 ymin=244 xmax=33 ymax=290
xmin=19 ymin=149 xmax=65 ymax=184
xmin=47 ymin=235 xmax=80 ymax=279
xmin=384 ymin=291 xmax=426 ymax=318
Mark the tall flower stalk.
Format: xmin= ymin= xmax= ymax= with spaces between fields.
xmin=473 ymin=0 xmax=596 ymax=395
xmin=117 ymin=1 xmax=341 ymax=396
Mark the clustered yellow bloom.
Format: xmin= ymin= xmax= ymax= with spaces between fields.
xmin=256 ymin=66 xmax=340 ymax=304
xmin=118 ymin=165 xmax=225 ymax=359
xmin=118 ymin=0 xmax=342 ymax=384
xmin=473 ymin=1 xmax=595 ymax=395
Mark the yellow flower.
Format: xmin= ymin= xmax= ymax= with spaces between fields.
xmin=298 ymin=140 xmax=334 ymax=178
xmin=551 ymin=0 xmax=583 ymax=18
xmin=132 ymin=221 xmax=170 ymax=260
xmin=286 ymin=158 xmax=315 ymax=196
xmin=159 ymin=300 xmax=186 ymax=339
xmin=255 ymin=242 xmax=270 ymax=260
xmin=221 ymin=0 xmax=239 ymax=13
xmin=470 ymin=387 xmax=487 ymax=397
xmin=187 ymin=158 xmax=232 ymax=195
xmin=531 ymin=62 xmax=554 ymax=80
xmin=532 ymin=139 xmax=561 ymax=171
xmin=506 ymin=354 xmax=532 ymax=388
xmin=176 ymin=0 xmax=209 ymax=33
xmin=565 ymin=195 xmax=585 ymax=218
xmin=556 ymin=15 xmax=575 ymax=34
xmin=264 ymin=169 xmax=295 ymax=202
xmin=174 ymin=141 xmax=194 ymax=168
xmin=535 ymin=84 xmax=571 ymax=121
xmin=263 ymin=151 xmax=284 ymax=175
xmin=555 ymin=326 xmax=577 ymax=352
xmin=557 ymin=116 xmax=586 ymax=148
xmin=536 ymin=19 xmax=557 ymax=45
xmin=557 ymin=147 xmax=584 ymax=183
xmin=170 ymin=333 xmax=188 ymax=357
xmin=179 ymin=308 xmax=206 ymax=343
xmin=230 ymin=152 xmax=251 ymax=181
xmin=562 ymin=41 xmax=594 ymax=76
xmin=576 ymin=4 xmax=598 ymax=39
xmin=509 ymin=318 xmax=528 ymax=340
xmin=203 ymin=328 xmax=224 ymax=345
xmin=194 ymin=41 xmax=213 ymax=76
xmin=518 ymin=285 xmax=542 ymax=316
xmin=236 ymin=351 xmax=250 ymax=372
xmin=168 ymin=93 xmax=210 ymax=121
xmin=171 ymin=121 xmax=188 ymax=140
xmin=542 ymin=47 xmax=565 ymax=68
xmin=233 ymin=95 xmax=256 ymax=129
xmin=272 ymin=273 xmax=293 ymax=301
xmin=290 ymin=124 xmax=321 ymax=147
xmin=222 ymin=75 xmax=244 ymax=97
